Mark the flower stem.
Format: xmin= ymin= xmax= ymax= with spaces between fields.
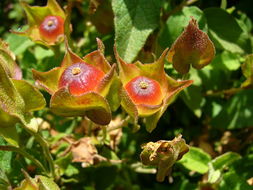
xmin=205 ymin=87 xmax=243 ymax=97
xmin=0 ymin=145 xmax=47 ymax=174
xmin=23 ymin=125 xmax=56 ymax=178
xmin=32 ymin=132 xmax=56 ymax=178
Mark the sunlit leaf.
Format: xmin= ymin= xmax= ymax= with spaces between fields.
xmin=241 ymin=54 xmax=253 ymax=87
xmin=112 ymin=0 xmax=160 ymax=62
xmin=204 ymin=7 xmax=251 ymax=53
xmin=178 ymin=146 xmax=211 ymax=174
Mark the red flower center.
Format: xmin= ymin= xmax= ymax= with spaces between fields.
xmin=39 ymin=15 xmax=64 ymax=43
xmin=125 ymin=76 xmax=163 ymax=105
xmin=59 ymin=62 xmax=105 ymax=95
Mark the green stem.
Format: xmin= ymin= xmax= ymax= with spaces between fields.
xmin=205 ymin=87 xmax=243 ymax=97
xmin=0 ymin=145 xmax=47 ymax=174
xmin=32 ymin=132 xmax=56 ymax=178
xmin=23 ymin=125 xmax=56 ymax=178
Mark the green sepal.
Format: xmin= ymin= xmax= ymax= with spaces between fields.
xmin=12 ymin=0 xmax=66 ymax=46
xmin=106 ymin=76 xmax=122 ymax=112
xmin=50 ymin=88 xmax=111 ymax=125
xmin=32 ymin=67 xmax=63 ymax=95
xmin=83 ymin=38 xmax=112 ymax=73
xmin=120 ymin=88 xmax=138 ymax=123
xmin=135 ymin=49 xmax=169 ymax=93
xmin=167 ymin=18 xmax=215 ymax=74
xmin=0 ymin=123 xmax=19 ymax=147
xmin=96 ymin=64 xmax=116 ymax=97
xmin=114 ymin=46 xmax=140 ymax=85
xmin=145 ymin=77 xmax=193 ymax=132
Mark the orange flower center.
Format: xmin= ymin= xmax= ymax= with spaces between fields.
xmin=71 ymin=67 xmax=81 ymax=75
xmin=125 ymin=76 xmax=163 ymax=105
xmin=59 ymin=62 xmax=105 ymax=95
xmin=39 ymin=15 xmax=64 ymax=43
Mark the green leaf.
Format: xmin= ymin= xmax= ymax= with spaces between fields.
xmin=228 ymin=154 xmax=253 ymax=180
xmin=5 ymin=34 xmax=34 ymax=55
xmin=241 ymin=54 xmax=253 ymax=87
xmin=55 ymin=152 xmax=72 ymax=176
xmin=181 ymin=85 xmax=205 ymax=118
xmin=208 ymin=152 xmax=241 ymax=184
xmin=0 ymin=61 xmax=26 ymax=126
xmin=178 ymin=147 xmax=211 ymax=174
xmin=0 ymin=125 xmax=19 ymax=147
xmin=0 ymin=169 xmax=11 ymax=190
xmin=50 ymin=88 xmax=111 ymax=125
xmin=38 ymin=176 xmax=60 ymax=190
xmin=212 ymin=89 xmax=253 ymax=129
xmin=219 ymin=171 xmax=252 ymax=190
xmin=32 ymin=67 xmax=62 ymax=95
xmin=0 ymin=137 xmax=12 ymax=172
xmin=12 ymin=79 xmax=46 ymax=112
xmin=112 ymin=0 xmax=160 ymax=62
xmin=34 ymin=46 xmax=54 ymax=60
xmin=204 ymin=7 xmax=251 ymax=53
xmin=211 ymin=152 xmax=241 ymax=171
xmin=159 ymin=6 xmax=207 ymax=48
xmin=219 ymin=51 xmax=241 ymax=71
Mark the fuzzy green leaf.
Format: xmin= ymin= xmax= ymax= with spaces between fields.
xmin=204 ymin=8 xmax=251 ymax=53
xmin=112 ymin=0 xmax=160 ymax=62
xmin=12 ymin=79 xmax=46 ymax=112
xmin=178 ymin=147 xmax=211 ymax=174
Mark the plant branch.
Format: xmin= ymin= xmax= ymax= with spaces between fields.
xmin=0 ymin=145 xmax=47 ymax=174
xmin=205 ymin=87 xmax=244 ymax=97
xmin=22 ymin=125 xmax=56 ymax=178
xmin=32 ymin=132 xmax=56 ymax=178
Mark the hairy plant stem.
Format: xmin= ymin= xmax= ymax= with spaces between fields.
xmin=23 ymin=126 xmax=56 ymax=178
xmin=0 ymin=145 xmax=47 ymax=174
xmin=32 ymin=131 xmax=56 ymax=178
xmin=205 ymin=87 xmax=244 ymax=97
